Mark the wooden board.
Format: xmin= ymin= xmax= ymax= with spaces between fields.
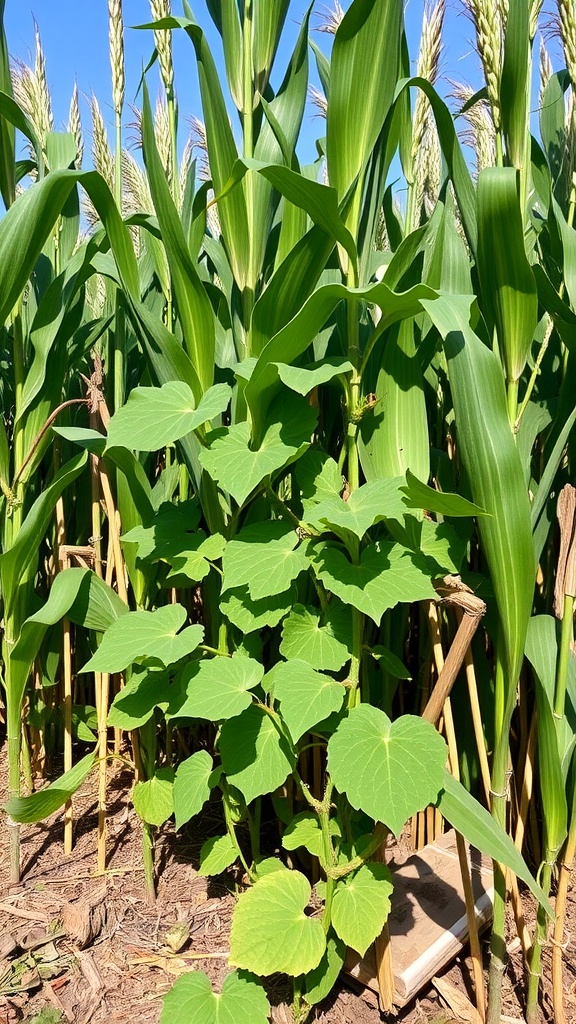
xmin=344 ymin=829 xmax=494 ymax=1007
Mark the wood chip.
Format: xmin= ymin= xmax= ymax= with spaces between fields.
xmin=432 ymin=976 xmax=483 ymax=1024
xmin=0 ymin=903 xmax=49 ymax=923
xmin=61 ymin=884 xmax=108 ymax=948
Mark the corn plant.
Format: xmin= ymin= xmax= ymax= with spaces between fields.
xmin=2 ymin=0 xmax=576 ymax=1022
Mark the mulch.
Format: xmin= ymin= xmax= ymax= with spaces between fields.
xmin=0 ymin=744 xmax=575 ymax=1024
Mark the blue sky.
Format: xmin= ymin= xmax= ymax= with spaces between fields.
xmin=3 ymin=1 xmax=560 ymax=169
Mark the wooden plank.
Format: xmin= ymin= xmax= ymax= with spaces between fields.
xmin=344 ymin=829 xmax=493 ymax=1007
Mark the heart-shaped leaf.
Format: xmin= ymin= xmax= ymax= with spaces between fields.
xmin=307 ymin=478 xmax=407 ymax=540
xmin=173 ymin=751 xmax=215 ymax=829
xmin=81 ymin=606 xmax=204 ymax=673
xmin=222 ymin=521 xmax=308 ymax=600
xmin=221 ymin=585 xmax=295 ymax=633
xmin=160 ymin=970 xmax=270 ymax=1024
xmin=106 ymin=381 xmax=232 ymax=451
xmin=266 ymin=659 xmax=346 ymax=742
xmin=309 ymin=541 xmax=435 ymax=624
xmin=327 ymin=705 xmax=447 ymax=835
xmin=133 ymin=768 xmax=175 ymax=826
xmin=200 ymin=393 xmax=317 ymax=506
xmin=219 ymin=705 xmax=295 ymax=804
xmin=198 ymin=834 xmax=238 ymax=876
xmin=230 ymin=868 xmax=326 ymax=976
xmin=280 ymin=603 xmax=351 ymax=671
xmin=176 ymin=655 xmax=264 ymax=721
xmin=331 ymin=862 xmax=393 ymax=956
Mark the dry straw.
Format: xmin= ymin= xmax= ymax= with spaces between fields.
xmin=150 ymin=0 xmax=174 ymax=98
xmin=108 ymin=0 xmax=125 ymax=117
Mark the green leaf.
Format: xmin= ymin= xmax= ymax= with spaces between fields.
xmin=176 ymin=655 xmax=264 ymax=722
xmin=306 ymin=478 xmax=407 ymax=541
xmin=401 ymin=470 xmax=488 ymax=517
xmin=280 ymin=603 xmax=351 ymax=671
xmin=221 ymin=158 xmax=358 ymax=272
xmin=477 ymin=168 xmax=537 ymax=382
xmin=282 ymin=812 xmax=324 ymax=858
xmin=107 ymin=668 xmax=177 ymax=730
xmin=266 ymin=659 xmax=346 ymax=742
xmin=141 ymin=80 xmax=215 ymax=395
xmin=200 ymin=393 xmax=317 ymax=506
xmin=331 ymin=863 xmax=393 ymax=956
xmin=327 ymin=705 xmax=447 ymax=835
xmin=106 ymin=382 xmax=231 ymax=452
xmin=133 ymin=769 xmax=175 ymax=827
xmin=220 ymin=585 xmax=296 ymax=633
xmin=219 ymin=705 xmax=294 ymax=804
xmin=246 ymin=280 xmax=434 ymax=442
xmin=160 ymin=970 xmax=270 ymax=1024
xmin=121 ymin=500 xmax=201 ymax=559
xmin=173 ymin=751 xmax=215 ymax=830
xmin=222 ymin=521 xmax=307 ymax=600
xmin=500 ymin=0 xmax=530 ymax=172
xmin=167 ymin=533 xmax=226 ymax=585
xmin=198 ymin=834 xmax=238 ymax=876
xmin=275 ymin=358 xmax=354 ymax=395
xmin=437 ymin=772 xmax=553 ymax=917
xmin=422 ymin=294 xmax=535 ymax=690
xmin=81 ymin=606 xmax=204 ymax=674
xmin=0 ymin=452 xmax=87 ymax=623
xmin=326 ymin=0 xmax=403 ymax=207
xmin=297 ymin=451 xmax=343 ymax=518
xmin=360 ymin=319 xmax=430 ymax=484
xmin=5 ymin=753 xmax=96 ymax=823
xmin=304 ymin=933 xmax=346 ymax=1007
xmin=230 ymin=869 xmax=326 ymax=976
xmin=309 ymin=540 xmax=436 ymax=625
xmin=371 ymin=646 xmax=411 ymax=679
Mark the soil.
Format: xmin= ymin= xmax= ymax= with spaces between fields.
xmin=0 ymin=748 xmax=575 ymax=1024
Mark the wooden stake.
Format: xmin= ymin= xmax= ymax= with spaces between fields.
xmin=427 ymin=600 xmax=486 ymax=1022
xmin=552 ymin=832 xmax=576 ymax=1024
xmin=374 ymin=834 xmax=395 ymax=1013
xmin=62 ymin=554 xmax=73 ymax=856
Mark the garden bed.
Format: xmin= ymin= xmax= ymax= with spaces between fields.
xmin=1 ymin=753 xmax=574 ymax=1024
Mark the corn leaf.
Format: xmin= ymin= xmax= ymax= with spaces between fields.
xmin=438 ymin=771 xmax=553 ymax=917
xmin=5 ymin=752 xmax=96 ymax=823
xmin=477 ymin=167 xmax=537 ymax=383
xmin=326 ymin=0 xmax=403 ymax=209
xmin=422 ymin=294 xmax=535 ymax=688
xmin=141 ymin=81 xmax=215 ymax=396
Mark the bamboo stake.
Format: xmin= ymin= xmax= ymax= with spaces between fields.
xmin=61 ymin=552 xmax=73 ymax=856
xmin=55 ymin=443 xmax=74 ymax=856
xmin=459 ymin=615 xmax=491 ymax=806
xmin=374 ymin=833 xmax=395 ymax=1013
xmin=552 ymin=829 xmax=576 ymax=1024
xmin=89 ymin=391 xmax=107 ymax=873
xmin=427 ymin=599 xmax=486 ymax=1022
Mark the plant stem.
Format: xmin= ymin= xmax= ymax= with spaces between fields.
xmin=552 ymin=821 xmax=576 ymax=1024
xmin=5 ymin=649 xmax=22 ymax=884
xmin=506 ymin=377 xmax=518 ymax=429
xmin=526 ymin=856 xmax=554 ymax=1024
xmin=487 ymin=652 xmax=511 ymax=1024
xmin=554 ymin=593 xmax=574 ymax=719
